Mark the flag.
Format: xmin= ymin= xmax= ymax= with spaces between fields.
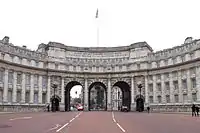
xmin=96 ymin=8 xmax=98 ymax=18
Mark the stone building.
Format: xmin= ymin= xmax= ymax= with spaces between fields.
xmin=0 ymin=36 xmax=200 ymax=112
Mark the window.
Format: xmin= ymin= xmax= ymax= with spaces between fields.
xmin=164 ymin=73 xmax=169 ymax=79
xmin=25 ymin=74 xmax=30 ymax=85
xmin=181 ymin=55 xmax=185 ymax=62
xmin=191 ymin=78 xmax=196 ymax=88
xmin=17 ymin=73 xmax=22 ymax=84
xmin=157 ymin=96 xmax=162 ymax=103
xmin=8 ymin=71 xmax=13 ymax=84
xmin=55 ymin=64 xmax=58 ymax=69
xmin=174 ymin=95 xmax=179 ymax=103
xmin=149 ymin=96 xmax=153 ymax=103
xmin=8 ymin=90 xmax=12 ymax=103
xmin=173 ymin=81 xmax=178 ymax=90
xmin=166 ymin=95 xmax=170 ymax=103
xmin=156 ymin=74 xmax=161 ymax=80
xmin=25 ymin=92 xmax=30 ymax=103
xmin=42 ymin=76 xmax=47 ymax=88
xmin=181 ymin=70 xmax=186 ymax=77
xmin=148 ymin=75 xmax=153 ymax=81
xmin=192 ymin=93 xmax=197 ymax=102
xmin=157 ymin=83 xmax=161 ymax=91
xmin=34 ymin=75 xmax=39 ymax=86
xmin=190 ymin=53 xmax=194 ymax=59
xmin=0 ymin=69 xmax=4 ymax=82
xmin=34 ymin=92 xmax=38 ymax=104
xmin=137 ymin=64 xmax=140 ymax=69
xmin=0 ymin=90 xmax=3 ymax=102
xmin=182 ymin=80 xmax=187 ymax=89
xmin=42 ymin=93 xmax=46 ymax=104
xmin=190 ymin=67 xmax=196 ymax=75
xmin=164 ymin=60 xmax=168 ymax=66
xmin=165 ymin=82 xmax=170 ymax=90
xmin=183 ymin=94 xmax=187 ymax=102
xmin=173 ymin=58 xmax=177 ymax=64
xmin=172 ymin=71 xmax=178 ymax=77
xmin=157 ymin=62 xmax=160 ymax=67
xmin=149 ymin=84 xmax=153 ymax=92
xmin=17 ymin=91 xmax=21 ymax=102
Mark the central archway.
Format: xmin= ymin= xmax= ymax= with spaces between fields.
xmin=65 ymin=81 xmax=83 ymax=111
xmin=88 ymin=82 xmax=107 ymax=111
xmin=112 ymin=81 xmax=131 ymax=111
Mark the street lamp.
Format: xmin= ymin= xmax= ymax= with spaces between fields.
xmin=118 ymin=90 xmax=120 ymax=111
xmin=52 ymin=82 xmax=58 ymax=112
xmin=137 ymin=83 xmax=142 ymax=112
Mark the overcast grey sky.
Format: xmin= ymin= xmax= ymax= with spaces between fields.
xmin=1 ymin=0 xmax=200 ymax=97
xmin=0 ymin=0 xmax=200 ymax=52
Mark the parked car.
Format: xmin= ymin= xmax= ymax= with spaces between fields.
xmin=77 ymin=105 xmax=84 ymax=111
xmin=121 ymin=106 xmax=128 ymax=112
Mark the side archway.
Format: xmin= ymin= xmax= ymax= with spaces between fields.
xmin=112 ymin=81 xmax=131 ymax=111
xmin=50 ymin=95 xmax=61 ymax=112
xmin=88 ymin=82 xmax=107 ymax=111
xmin=135 ymin=95 xmax=145 ymax=112
xmin=65 ymin=81 xmax=83 ymax=111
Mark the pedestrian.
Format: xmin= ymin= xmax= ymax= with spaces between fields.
xmin=147 ymin=106 xmax=150 ymax=113
xmin=192 ymin=104 xmax=196 ymax=117
xmin=47 ymin=103 xmax=50 ymax=112
xmin=196 ymin=106 xmax=199 ymax=117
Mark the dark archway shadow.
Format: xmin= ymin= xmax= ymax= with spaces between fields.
xmin=50 ymin=95 xmax=61 ymax=111
xmin=113 ymin=81 xmax=131 ymax=111
xmin=135 ymin=95 xmax=145 ymax=112
xmin=88 ymin=82 xmax=107 ymax=111
xmin=65 ymin=81 xmax=83 ymax=112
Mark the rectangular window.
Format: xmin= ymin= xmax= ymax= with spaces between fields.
xmin=8 ymin=71 xmax=13 ymax=84
xmin=192 ymin=93 xmax=197 ymax=102
xmin=149 ymin=84 xmax=153 ymax=92
xmin=173 ymin=81 xmax=178 ymax=90
xmin=17 ymin=73 xmax=22 ymax=84
xmin=156 ymin=74 xmax=161 ymax=80
xmin=149 ymin=96 xmax=153 ymax=103
xmin=182 ymin=80 xmax=187 ymax=89
xmin=25 ymin=92 xmax=30 ymax=103
xmin=164 ymin=73 xmax=169 ymax=79
xmin=166 ymin=95 xmax=170 ymax=103
xmin=0 ymin=90 xmax=3 ymax=102
xmin=8 ymin=90 xmax=12 ymax=103
xmin=42 ymin=76 xmax=47 ymax=88
xmin=34 ymin=75 xmax=39 ymax=86
xmin=165 ymin=82 xmax=170 ymax=90
xmin=183 ymin=94 xmax=187 ymax=102
xmin=25 ymin=74 xmax=30 ymax=85
xmin=191 ymin=78 xmax=196 ymax=88
xmin=157 ymin=96 xmax=162 ymax=103
xmin=42 ymin=93 xmax=46 ymax=104
xmin=148 ymin=75 xmax=153 ymax=81
xmin=17 ymin=91 xmax=21 ymax=103
xmin=34 ymin=92 xmax=38 ymax=104
xmin=157 ymin=83 xmax=161 ymax=91
xmin=174 ymin=95 xmax=179 ymax=103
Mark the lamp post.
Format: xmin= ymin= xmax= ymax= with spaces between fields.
xmin=118 ymin=90 xmax=120 ymax=111
xmin=137 ymin=83 xmax=142 ymax=112
xmin=52 ymin=83 xmax=58 ymax=112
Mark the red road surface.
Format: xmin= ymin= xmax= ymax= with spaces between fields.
xmin=0 ymin=111 xmax=200 ymax=133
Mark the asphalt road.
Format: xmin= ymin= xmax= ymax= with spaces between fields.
xmin=0 ymin=111 xmax=200 ymax=133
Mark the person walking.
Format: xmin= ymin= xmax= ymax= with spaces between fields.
xmin=196 ymin=106 xmax=199 ymax=117
xmin=192 ymin=104 xmax=196 ymax=117
xmin=147 ymin=106 xmax=150 ymax=113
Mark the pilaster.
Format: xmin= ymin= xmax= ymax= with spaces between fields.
xmin=12 ymin=71 xmax=17 ymax=103
xmin=169 ymin=73 xmax=174 ymax=103
xmin=178 ymin=71 xmax=183 ymax=103
xmin=3 ymin=69 xmax=8 ymax=102
xmin=131 ymin=76 xmax=135 ymax=111
xmin=161 ymin=74 xmax=165 ymax=103
xmin=38 ymin=75 xmax=43 ymax=104
xmin=187 ymin=69 xmax=192 ymax=102
xmin=30 ymin=74 xmax=34 ymax=103
xmin=21 ymin=73 xmax=26 ymax=103
xmin=84 ymin=78 xmax=88 ymax=111
xmin=153 ymin=75 xmax=157 ymax=103
xmin=47 ymin=76 xmax=51 ymax=103
xmin=107 ymin=77 xmax=111 ymax=111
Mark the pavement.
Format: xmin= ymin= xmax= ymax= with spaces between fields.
xmin=0 ymin=111 xmax=200 ymax=133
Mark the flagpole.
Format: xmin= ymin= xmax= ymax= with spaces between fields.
xmin=96 ymin=8 xmax=99 ymax=47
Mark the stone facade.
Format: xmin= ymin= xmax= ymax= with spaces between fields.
xmin=0 ymin=36 xmax=200 ymax=112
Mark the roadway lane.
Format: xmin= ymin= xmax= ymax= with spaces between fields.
xmin=0 ymin=111 xmax=79 ymax=133
xmin=61 ymin=112 xmax=123 ymax=133
xmin=113 ymin=112 xmax=200 ymax=133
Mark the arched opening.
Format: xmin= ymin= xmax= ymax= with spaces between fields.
xmin=135 ymin=95 xmax=145 ymax=112
xmin=112 ymin=81 xmax=131 ymax=111
xmin=50 ymin=95 xmax=61 ymax=112
xmin=65 ymin=81 xmax=83 ymax=111
xmin=88 ymin=82 xmax=107 ymax=111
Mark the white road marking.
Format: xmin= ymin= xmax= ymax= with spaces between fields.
xmin=9 ymin=116 xmax=32 ymax=121
xmin=56 ymin=112 xmax=82 ymax=132
xmin=48 ymin=124 xmax=61 ymax=131
xmin=112 ymin=112 xmax=126 ymax=132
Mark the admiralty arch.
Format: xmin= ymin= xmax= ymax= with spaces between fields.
xmin=0 ymin=36 xmax=200 ymax=112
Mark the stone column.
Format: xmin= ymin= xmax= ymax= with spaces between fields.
xmin=187 ymin=69 xmax=192 ymax=102
xmin=84 ymin=78 xmax=88 ymax=111
xmin=47 ymin=76 xmax=51 ymax=103
xmin=196 ymin=67 xmax=200 ymax=102
xmin=153 ymin=75 xmax=157 ymax=103
xmin=12 ymin=71 xmax=17 ymax=103
xmin=178 ymin=71 xmax=183 ymax=103
xmin=21 ymin=73 xmax=26 ymax=103
xmin=30 ymin=74 xmax=34 ymax=103
xmin=38 ymin=75 xmax=43 ymax=104
xmin=161 ymin=74 xmax=165 ymax=103
xmin=131 ymin=76 xmax=135 ymax=111
xmin=60 ymin=77 xmax=65 ymax=111
xmin=144 ymin=76 xmax=149 ymax=104
xmin=107 ymin=78 xmax=111 ymax=111
xmin=169 ymin=73 xmax=174 ymax=103
xmin=3 ymin=69 xmax=8 ymax=102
